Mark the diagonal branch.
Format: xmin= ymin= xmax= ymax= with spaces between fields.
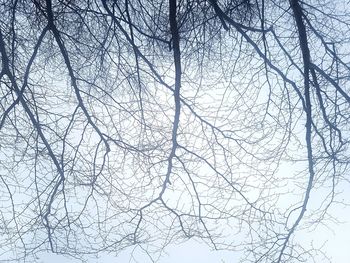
xmin=0 ymin=27 xmax=64 ymax=252
xmin=45 ymin=0 xmax=110 ymax=152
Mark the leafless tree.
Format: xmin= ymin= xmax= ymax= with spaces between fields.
xmin=0 ymin=0 xmax=349 ymax=262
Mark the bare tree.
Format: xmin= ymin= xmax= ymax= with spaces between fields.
xmin=0 ymin=0 xmax=349 ymax=262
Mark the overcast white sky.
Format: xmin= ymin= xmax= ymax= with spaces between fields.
xmin=38 ymin=199 xmax=350 ymax=263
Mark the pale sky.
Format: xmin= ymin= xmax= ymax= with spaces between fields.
xmin=38 ymin=200 xmax=350 ymax=262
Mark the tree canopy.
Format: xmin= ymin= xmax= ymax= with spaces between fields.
xmin=0 ymin=0 xmax=349 ymax=262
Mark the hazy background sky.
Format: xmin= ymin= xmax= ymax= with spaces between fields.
xmin=38 ymin=199 xmax=350 ymax=262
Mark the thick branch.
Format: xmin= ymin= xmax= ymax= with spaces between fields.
xmin=159 ymin=0 xmax=182 ymax=195
xmin=277 ymin=1 xmax=315 ymax=261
